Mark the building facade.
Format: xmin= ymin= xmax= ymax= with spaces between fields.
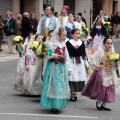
xmin=0 ymin=0 xmax=120 ymax=29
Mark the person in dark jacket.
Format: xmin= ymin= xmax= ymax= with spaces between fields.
xmin=112 ymin=12 xmax=120 ymax=38
xmin=4 ymin=11 xmax=17 ymax=54
xmin=0 ymin=13 xmax=4 ymax=52
xmin=30 ymin=13 xmax=38 ymax=34
xmin=21 ymin=12 xmax=32 ymax=41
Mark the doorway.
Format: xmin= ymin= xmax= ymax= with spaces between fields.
xmin=93 ymin=0 xmax=103 ymax=21
xmin=113 ymin=1 xmax=118 ymax=14
xmin=20 ymin=0 xmax=25 ymax=15
xmin=64 ymin=0 xmax=75 ymax=13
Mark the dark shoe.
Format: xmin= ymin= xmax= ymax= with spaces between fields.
xmin=51 ymin=108 xmax=59 ymax=114
xmin=70 ymin=97 xmax=76 ymax=102
xmin=101 ymin=105 xmax=111 ymax=111
xmin=0 ymin=49 xmax=3 ymax=52
xmin=96 ymin=101 xmax=102 ymax=111
xmin=74 ymin=93 xmax=77 ymax=100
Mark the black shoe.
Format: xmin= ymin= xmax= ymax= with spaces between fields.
xmin=0 ymin=49 xmax=3 ymax=52
xmin=101 ymin=105 xmax=111 ymax=111
xmin=74 ymin=93 xmax=77 ymax=100
xmin=70 ymin=97 xmax=76 ymax=102
xmin=51 ymin=108 xmax=59 ymax=114
xmin=96 ymin=102 xmax=102 ymax=111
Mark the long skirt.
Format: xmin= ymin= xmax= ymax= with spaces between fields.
xmin=40 ymin=61 xmax=69 ymax=109
xmin=81 ymin=70 xmax=115 ymax=103
xmin=92 ymin=35 xmax=104 ymax=52
xmin=14 ymin=58 xmax=42 ymax=95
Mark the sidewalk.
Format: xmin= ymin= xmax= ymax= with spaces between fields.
xmin=0 ymin=42 xmax=18 ymax=63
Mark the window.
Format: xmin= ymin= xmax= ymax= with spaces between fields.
xmin=43 ymin=0 xmax=54 ymax=11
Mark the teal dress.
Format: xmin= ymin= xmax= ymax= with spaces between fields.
xmin=40 ymin=47 xmax=69 ymax=109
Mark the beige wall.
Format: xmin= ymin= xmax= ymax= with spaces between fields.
xmin=54 ymin=0 xmax=63 ymax=15
xmin=75 ymin=0 xmax=92 ymax=29
xmin=38 ymin=0 xmax=43 ymax=19
xmin=12 ymin=0 xmax=20 ymax=18
xmin=103 ymin=0 xmax=113 ymax=17
xmin=24 ymin=0 xmax=35 ymax=14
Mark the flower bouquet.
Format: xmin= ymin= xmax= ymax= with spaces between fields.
xmin=36 ymin=43 xmax=48 ymax=59
xmin=109 ymin=53 xmax=120 ymax=78
xmin=13 ymin=36 xmax=24 ymax=57
xmin=103 ymin=22 xmax=111 ymax=37
xmin=86 ymin=68 xmax=94 ymax=74
xmin=81 ymin=24 xmax=89 ymax=39
xmin=30 ymin=41 xmax=39 ymax=52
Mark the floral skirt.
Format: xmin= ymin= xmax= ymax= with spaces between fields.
xmin=81 ymin=70 xmax=115 ymax=103
xmin=40 ymin=61 xmax=69 ymax=109
xmin=14 ymin=59 xmax=42 ymax=95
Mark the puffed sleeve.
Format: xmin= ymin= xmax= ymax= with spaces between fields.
xmin=65 ymin=46 xmax=72 ymax=71
xmin=56 ymin=18 xmax=61 ymax=28
xmin=91 ymin=51 xmax=102 ymax=65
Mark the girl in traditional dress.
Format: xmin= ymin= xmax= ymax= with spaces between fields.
xmin=81 ymin=37 xmax=119 ymax=111
xmin=66 ymin=28 xmax=89 ymax=101
xmin=91 ymin=17 xmax=106 ymax=53
xmin=40 ymin=27 xmax=71 ymax=113
xmin=65 ymin=12 xmax=82 ymax=40
xmin=14 ymin=33 xmax=33 ymax=93
xmin=23 ymin=34 xmax=44 ymax=95
xmin=14 ymin=34 xmax=43 ymax=95
xmin=45 ymin=30 xmax=54 ymax=45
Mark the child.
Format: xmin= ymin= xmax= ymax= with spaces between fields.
xmin=81 ymin=37 xmax=119 ymax=111
xmin=40 ymin=27 xmax=71 ymax=113
xmin=23 ymin=32 xmax=34 ymax=55
xmin=23 ymin=34 xmax=44 ymax=95
xmin=14 ymin=33 xmax=33 ymax=93
xmin=45 ymin=30 xmax=54 ymax=45
xmin=66 ymin=28 xmax=89 ymax=101
xmin=14 ymin=34 xmax=43 ymax=95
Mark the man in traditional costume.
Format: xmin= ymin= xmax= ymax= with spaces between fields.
xmin=59 ymin=5 xmax=70 ymax=27
xmin=37 ymin=6 xmax=60 ymax=41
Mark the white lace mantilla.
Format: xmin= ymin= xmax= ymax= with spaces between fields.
xmin=102 ymin=68 xmax=118 ymax=87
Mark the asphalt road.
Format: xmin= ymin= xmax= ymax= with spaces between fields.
xmin=0 ymin=39 xmax=120 ymax=120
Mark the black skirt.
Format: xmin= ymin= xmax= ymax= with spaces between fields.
xmin=69 ymin=81 xmax=85 ymax=92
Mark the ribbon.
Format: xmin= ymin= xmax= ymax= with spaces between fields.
xmin=47 ymin=49 xmax=55 ymax=56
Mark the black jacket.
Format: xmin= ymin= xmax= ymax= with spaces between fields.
xmin=112 ymin=15 xmax=120 ymax=25
xmin=90 ymin=23 xmax=107 ymax=38
xmin=82 ymin=17 xmax=87 ymax=27
xmin=4 ymin=18 xmax=17 ymax=36
xmin=30 ymin=18 xmax=38 ymax=34
xmin=21 ymin=17 xmax=32 ymax=38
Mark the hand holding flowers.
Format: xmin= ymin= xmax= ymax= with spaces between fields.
xmin=81 ymin=24 xmax=89 ymax=39
xmin=13 ymin=36 xmax=24 ymax=57
xmin=86 ymin=68 xmax=94 ymax=74
xmin=109 ymin=53 xmax=120 ymax=78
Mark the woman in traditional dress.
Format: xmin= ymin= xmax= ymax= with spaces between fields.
xmin=66 ymin=28 xmax=89 ymax=101
xmin=40 ymin=27 xmax=71 ymax=113
xmin=65 ymin=12 xmax=82 ymax=40
xmin=81 ymin=37 xmax=119 ymax=111
xmin=91 ymin=17 xmax=106 ymax=53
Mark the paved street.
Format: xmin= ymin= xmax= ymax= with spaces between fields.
xmin=0 ymin=37 xmax=120 ymax=120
